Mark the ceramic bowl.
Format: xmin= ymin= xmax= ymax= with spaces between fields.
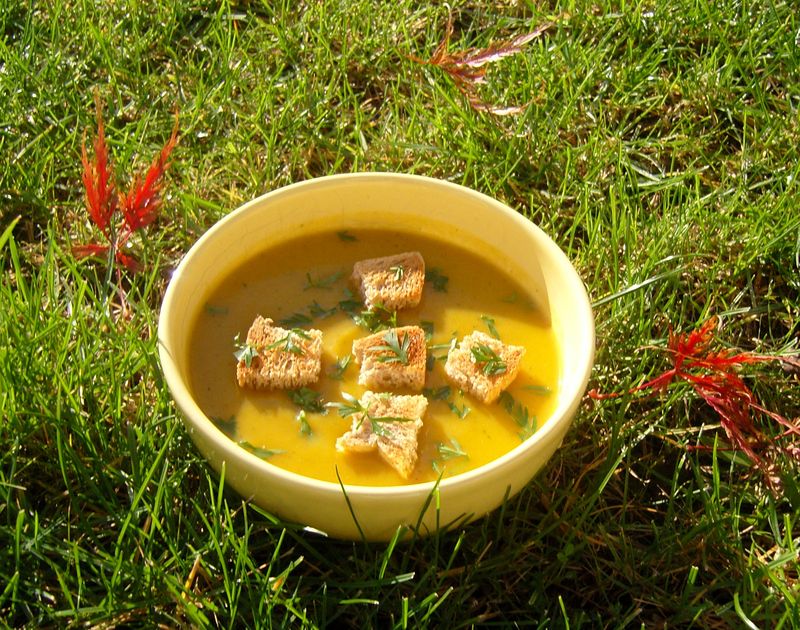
xmin=158 ymin=173 xmax=594 ymax=541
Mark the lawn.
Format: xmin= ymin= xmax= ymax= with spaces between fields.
xmin=1 ymin=0 xmax=799 ymax=627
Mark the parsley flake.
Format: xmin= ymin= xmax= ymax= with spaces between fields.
xmin=265 ymin=328 xmax=311 ymax=355
xmin=374 ymin=329 xmax=411 ymax=365
xmin=304 ymin=270 xmax=343 ymax=290
xmin=470 ymin=343 xmax=507 ymax=376
xmin=390 ymin=264 xmax=404 ymax=280
xmin=328 ymin=355 xmax=351 ymax=380
xmin=425 ymin=268 xmax=449 ymax=292
xmin=287 ymin=387 xmax=327 ymax=414
xmin=481 ymin=315 xmax=501 ymax=339
xmin=233 ymin=334 xmax=259 ymax=367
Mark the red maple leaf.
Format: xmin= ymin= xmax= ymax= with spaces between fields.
xmin=589 ymin=317 xmax=800 ymax=484
xmin=409 ymin=16 xmax=553 ymax=115
xmin=74 ymin=93 xmax=178 ymax=273
xmin=80 ymin=92 xmax=116 ymax=236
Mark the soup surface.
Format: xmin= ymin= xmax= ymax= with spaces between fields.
xmin=187 ymin=228 xmax=559 ymax=486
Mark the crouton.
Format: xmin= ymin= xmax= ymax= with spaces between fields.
xmin=352 ymin=326 xmax=427 ymax=391
xmin=444 ymin=331 xmax=525 ymax=404
xmin=335 ymin=391 xmax=427 ymax=479
xmin=235 ymin=316 xmax=323 ymax=390
xmin=351 ymin=251 xmax=425 ymax=311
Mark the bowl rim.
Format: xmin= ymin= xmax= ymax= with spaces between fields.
xmin=159 ymin=172 xmax=595 ymax=497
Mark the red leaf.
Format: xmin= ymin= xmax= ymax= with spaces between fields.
xmin=410 ymin=16 xmax=553 ymax=114
xmin=72 ymin=243 xmax=110 ymax=259
xmin=114 ymin=251 xmax=142 ymax=273
xmin=590 ymin=317 xmax=800 ymax=485
xmin=120 ymin=112 xmax=179 ymax=233
xmin=459 ymin=26 xmax=551 ymax=68
xmin=81 ymin=93 xmax=117 ymax=234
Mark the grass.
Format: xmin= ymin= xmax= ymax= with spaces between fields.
xmin=1 ymin=0 xmax=799 ymax=626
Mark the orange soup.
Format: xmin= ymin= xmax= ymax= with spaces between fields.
xmin=187 ymin=228 xmax=559 ymax=486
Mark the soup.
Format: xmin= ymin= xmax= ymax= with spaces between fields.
xmin=187 ymin=228 xmax=559 ymax=486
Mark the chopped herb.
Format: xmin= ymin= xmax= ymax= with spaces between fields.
xmin=390 ymin=264 xmax=404 ymax=280
xmin=309 ymin=300 xmax=337 ymax=319
xmin=518 ymin=416 xmax=537 ymax=440
xmin=329 ymin=392 xmax=413 ymax=436
xmin=470 ymin=343 xmax=507 ymax=376
xmin=233 ymin=334 xmax=259 ymax=367
xmin=481 ymin=315 xmax=501 ymax=339
xmin=374 ymin=328 xmax=411 ymax=365
xmin=425 ymin=268 xmax=449 ymax=292
xmin=328 ymin=355 xmax=352 ymax=380
xmin=448 ymin=400 xmax=471 ymax=419
xmin=422 ymin=384 xmax=470 ymax=419
xmin=287 ymin=387 xmax=327 ymax=414
xmin=422 ymin=385 xmax=452 ymax=401
xmin=296 ymin=410 xmax=313 ymax=436
xmin=499 ymin=392 xmax=536 ymax=440
xmin=426 ymin=355 xmax=435 ymax=372
xmin=280 ymin=311 xmax=314 ymax=327
xmin=501 ymin=291 xmax=533 ymax=309
xmin=352 ymin=304 xmax=397 ymax=333
xmin=211 ymin=415 xmax=236 ymax=436
xmin=437 ymin=438 xmax=468 ymax=461
xmin=329 ymin=392 xmax=364 ymax=418
xmin=429 ymin=336 xmax=457 ymax=362
xmin=420 ymin=320 xmax=434 ymax=341
xmin=523 ymin=384 xmax=552 ymax=396
xmin=265 ymin=328 xmax=311 ymax=355
xmin=238 ymin=440 xmax=285 ymax=459
xmin=337 ymin=230 xmax=357 ymax=242
xmin=338 ymin=288 xmax=363 ymax=315
xmin=304 ymin=270 xmax=343 ymax=290
xmin=205 ymin=304 xmax=229 ymax=316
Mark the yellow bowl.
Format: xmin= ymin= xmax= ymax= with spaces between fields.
xmin=158 ymin=173 xmax=594 ymax=541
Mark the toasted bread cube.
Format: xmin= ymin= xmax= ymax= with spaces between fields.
xmin=351 ymin=251 xmax=425 ymax=311
xmin=352 ymin=326 xmax=427 ymax=391
xmin=444 ymin=331 xmax=525 ymax=404
xmin=235 ymin=316 xmax=323 ymax=390
xmin=335 ymin=391 xmax=427 ymax=479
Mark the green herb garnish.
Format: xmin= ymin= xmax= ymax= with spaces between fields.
xmin=295 ymin=410 xmax=312 ymax=436
xmin=304 ymin=270 xmax=343 ymax=290
xmin=238 ymin=440 xmax=285 ymax=459
xmin=374 ymin=328 xmax=411 ymax=365
xmin=437 ymin=438 xmax=468 ymax=461
xmin=265 ymin=328 xmax=312 ymax=355
xmin=470 ymin=343 xmax=507 ymax=376
xmin=280 ymin=311 xmax=314 ymax=327
xmin=353 ymin=304 xmax=398 ymax=333
xmin=390 ymin=264 xmax=404 ymax=280
xmin=422 ymin=385 xmax=452 ymax=401
xmin=429 ymin=336 xmax=457 ymax=362
xmin=337 ymin=230 xmax=357 ymax=242
xmin=287 ymin=387 xmax=327 ymax=414
xmin=205 ymin=304 xmax=229 ymax=316
xmin=523 ymin=384 xmax=552 ymax=396
xmin=233 ymin=334 xmax=259 ymax=367
xmin=328 ymin=355 xmax=352 ymax=380
xmin=329 ymin=392 xmax=413 ymax=437
xmin=481 ymin=315 xmax=501 ymax=339
xmin=420 ymin=320 xmax=434 ymax=341
xmin=338 ymin=288 xmax=362 ymax=315
xmin=211 ymin=415 xmax=236 ymax=436
xmin=447 ymin=401 xmax=471 ymax=419
xmin=309 ymin=300 xmax=337 ymax=319
xmin=425 ymin=268 xmax=449 ymax=292
xmin=499 ymin=392 xmax=537 ymax=440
